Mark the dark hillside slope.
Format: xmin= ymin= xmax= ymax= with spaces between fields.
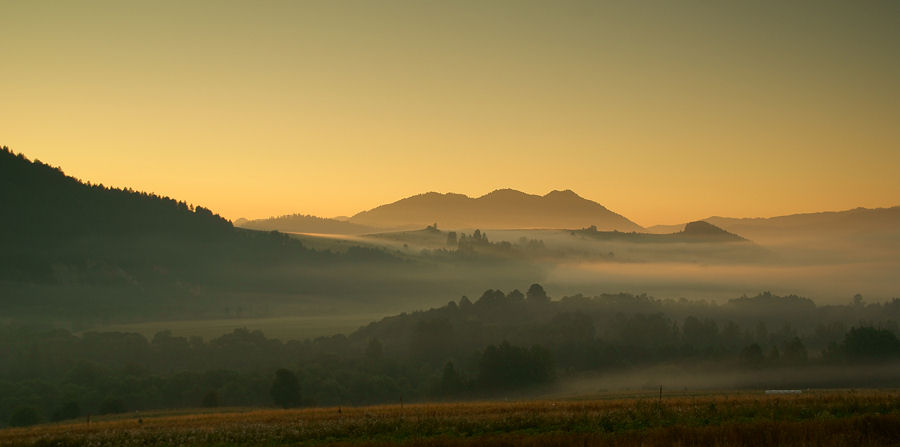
xmin=0 ymin=146 xmax=322 ymax=284
xmin=0 ymin=147 xmax=541 ymax=321
xmin=0 ymin=147 xmax=433 ymax=320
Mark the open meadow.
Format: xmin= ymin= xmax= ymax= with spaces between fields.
xmin=2 ymin=390 xmax=898 ymax=446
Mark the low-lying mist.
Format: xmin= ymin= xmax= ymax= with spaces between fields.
xmin=550 ymin=363 xmax=900 ymax=399
xmin=546 ymin=260 xmax=900 ymax=305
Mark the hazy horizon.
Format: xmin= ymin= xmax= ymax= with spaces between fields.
xmin=3 ymin=1 xmax=898 ymax=226
xmin=239 ymin=187 xmax=900 ymax=227
xmin=7 ymin=150 xmax=900 ymax=227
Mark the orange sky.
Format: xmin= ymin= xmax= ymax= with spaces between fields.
xmin=2 ymin=1 xmax=898 ymax=227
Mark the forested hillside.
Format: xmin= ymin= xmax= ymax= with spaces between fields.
xmin=0 ymin=147 xmax=417 ymax=320
xmin=1 ymin=146 xmax=294 ymax=283
xmin=0 ymin=147 xmax=543 ymax=321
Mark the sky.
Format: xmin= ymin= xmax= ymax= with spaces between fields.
xmin=2 ymin=1 xmax=898 ymax=227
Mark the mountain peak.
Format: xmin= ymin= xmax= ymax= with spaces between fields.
xmin=681 ymin=221 xmax=746 ymax=241
xmin=349 ymin=188 xmax=641 ymax=231
xmin=479 ymin=188 xmax=530 ymax=199
xmin=543 ymin=189 xmax=581 ymax=199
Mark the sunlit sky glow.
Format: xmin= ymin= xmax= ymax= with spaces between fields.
xmin=2 ymin=1 xmax=898 ymax=226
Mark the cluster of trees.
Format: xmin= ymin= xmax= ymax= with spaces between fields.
xmin=3 ymin=285 xmax=899 ymax=427
xmin=0 ymin=324 xmax=552 ymax=427
xmin=357 ymin=286 xmax=900 ymax=370
xmin=432 ymin=229 xmax=547 ymax=258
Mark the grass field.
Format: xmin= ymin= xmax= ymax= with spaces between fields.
xmin=2 ymin=390 xmax=899 ymax=446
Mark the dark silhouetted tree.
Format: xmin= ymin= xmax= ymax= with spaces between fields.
xmin=841 ymin=327 xmax=900 ymax=360
xmin=475 ymin=289 xmax=506 ymax=307
xmin=526 ymin=284 xmax=549 ymax=304
xmin=270 ymin=368 xmax=302 ymax=408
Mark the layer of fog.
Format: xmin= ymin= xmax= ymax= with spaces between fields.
xmin=450 ymin=229 xmax=897 ymax=305
xmin=545 ymin=260 xmax=900 ymax=305
xmin=547 ymin=362 xmax=900 ymax=398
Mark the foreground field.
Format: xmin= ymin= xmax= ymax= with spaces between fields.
xmin=2 ymin=390 xmax=899 ymax=446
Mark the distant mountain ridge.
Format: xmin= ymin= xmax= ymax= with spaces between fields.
xmin=647 ymin=206 xmax=900 ymax=241
xmin=348 ymin=188 xmax=642 ymax=231
xmin=706 ymin=207 xmax=900 ymax=233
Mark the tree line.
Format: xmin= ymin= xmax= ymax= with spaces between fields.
xmin=2 ymin=285 xmax=899 ymax=427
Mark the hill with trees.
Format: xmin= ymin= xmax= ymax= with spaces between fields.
xmin=0 ymin=147 xmax=560 ymax=323
xmin=1 ymin=146 xmax=248 ymax=284
xmin=0 ymin=147 xmax=426 ymax=321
